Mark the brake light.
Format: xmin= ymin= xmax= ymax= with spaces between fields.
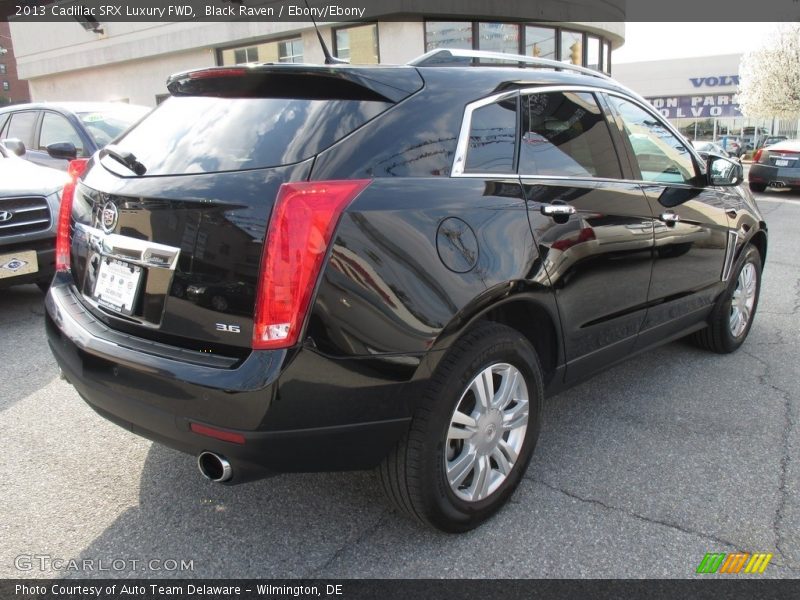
xmin=55 ymin=158 xmax=90 ymax=272
xmin=188 ymin=68 xmax=248 ymax=80
xmin=753 ymin=149 xmax=763 ymax=163
xmin=253 ymin=180 xmax=371 ymax=350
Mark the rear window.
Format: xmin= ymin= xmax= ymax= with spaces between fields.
xmin=108 ymin=96 xmax=391 ymax=176
xmin=78 ymin=107 xmax=149 ymax=148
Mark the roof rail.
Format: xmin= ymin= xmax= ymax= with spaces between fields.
xmin=409 ymin=49 xmax=613 ymax=81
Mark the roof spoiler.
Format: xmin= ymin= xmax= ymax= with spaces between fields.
xmin=166 ymin=65 xmax=423 ymax=103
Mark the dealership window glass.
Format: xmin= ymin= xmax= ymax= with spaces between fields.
xmin=278 ymin=38 xmax=303 ymax=63
xmin=221 ymin=39 xmax=302 ymax=65
xmin=587 ymin=36 xmax=601 ymax=71
xmin=603 ymin=41 xmax=611 ymax=73
xmin=561 ymin=30 xmax=583 ymax=65
xmin=608 ymin=96 xmax=697 ymax=185
xmin=478 ymin=23 xmax=520 ymax=54
xmin=425 ymin=22 xmax=473 ymax=51
xmin=464 ymin=98 xmax=517 ymax=174
xmin=525 ymin=26 xmax=555 ymax=60
xmin=39 ymin=112 xmax=85 ymax=156
xmin=519 ymin=92 xmax=621 ymax=179
xmin=233 ymin=47 xmax=258 ymax=64
xmin=335 ymin=24 xmax=379 ymax=64
xmin=6 ymin=111 xmax=36 ymax=147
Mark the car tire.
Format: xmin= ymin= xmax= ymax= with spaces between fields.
xmin=378 ymin=322 xmax=543 ymax=532
xmin=691 ymin=244 xmax=762 ymax=354
xmin=749 ymin=182 xmax=767 ymax=193
xmin=36 ymin=280 xmax=50 ymax=293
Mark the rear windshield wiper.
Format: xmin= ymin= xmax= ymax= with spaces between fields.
xmin=102 ymin=144 xmax=147 ymax=176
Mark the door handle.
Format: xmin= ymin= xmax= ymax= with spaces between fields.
xmin=660 ymin=211 xmax=680 ymax=225
xmin=541 ymin=204 xmax=577 ymax=217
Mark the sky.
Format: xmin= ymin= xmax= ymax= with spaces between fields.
xmin=613 ymin=22 xmax=781 ymax=64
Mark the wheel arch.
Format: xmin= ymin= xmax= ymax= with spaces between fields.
xmin=748 ymin=227 xmax=768 ymax=265
xmin=416 ymin=288 xmax=563 ymax=390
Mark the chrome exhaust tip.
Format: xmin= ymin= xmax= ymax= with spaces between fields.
xmin=197 ymin=451 xmax=233 ymax=483
xmin=769 ymin=181 xmax=786 ymax=188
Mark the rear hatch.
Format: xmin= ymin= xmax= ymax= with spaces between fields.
xmin=69 ymin=65 xmax=423 ymax=355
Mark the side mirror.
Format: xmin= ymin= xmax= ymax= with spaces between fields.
xmin=1 ymin=138 xmax=26 ymax=156
xmin=708 ymin=155 xmax=743 ymax=187
xmin=46 ymin=141 xmax=78 ymax=160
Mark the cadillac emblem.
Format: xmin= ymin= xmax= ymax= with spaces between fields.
xmin=100 ymin=202 xmax=119 ymax=233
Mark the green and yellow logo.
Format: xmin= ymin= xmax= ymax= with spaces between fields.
xmin=696 ymin=552 xmax=773 ymax=574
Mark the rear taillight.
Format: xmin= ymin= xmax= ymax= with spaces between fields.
xmin=252 ymin=179 xmax=371 ymax=350
xmin=55 ymin=158 xmax=90 ymax=272
xmin=753 ymin=149 xmax=764 ymax=163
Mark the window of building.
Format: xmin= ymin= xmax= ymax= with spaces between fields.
xmin=335 ymin=24 xmax=379 ymax=64
xmin=586 ymin=36 xmax=601 ymax=71
xmin=464 ymin=98 xmax=517 ymax=174
xmin=220 ymin=38 xmax=303 ymax=66
xmin=425 ymin=22 xmax=473 ymax=51
xmin=519 ymin=92 xmax=621 ymax=179
xmin=278 ymin=38 xmax=303 ymax=63
xmin=2 ymin=81 xmax=9 ymax=92
xmin=425 ymin=22 xmax=613 ymax=72
xmin=6 ymin=111 xmax=37 ymax=147
xmin=525 ymin=26 xmax=556 ymax=60
xmin=39 ymin=112 xmax=85 ymax=156
xmin=0 ymin=64 xmax=6 ymax=75
xmin=233 ymin=46 xmax=258 ymax=64
xmin=478 ymin=23 xmax=519 ymax=54
xmin=560 ymin=30 xmax=583 ymax=65
xmin=607 ymin=96 xmax=697 ymax=185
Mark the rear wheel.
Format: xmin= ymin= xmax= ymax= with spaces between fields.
xmin=691 ymin=244 xmax=762 ymax=353
xmin=378 ymin=322 xmax=543 ymax=532
xmin=749 ymin=182 xmax=767 ymax=193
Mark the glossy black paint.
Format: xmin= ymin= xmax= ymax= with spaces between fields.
xmin=44 ymin=63 xmax=768 ymax=477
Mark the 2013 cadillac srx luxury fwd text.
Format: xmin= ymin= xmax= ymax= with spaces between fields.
xmin=45 ymin=49 xmax=767 ymax=532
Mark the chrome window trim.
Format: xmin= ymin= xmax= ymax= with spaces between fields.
xmin=452 ymin=84 xmax=707 ymax=183
xmin=451 ymin=89 xmax=519 ymax=177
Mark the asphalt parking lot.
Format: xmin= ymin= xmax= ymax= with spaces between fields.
xmin=1 ymin=189 xmax=798 ymax=580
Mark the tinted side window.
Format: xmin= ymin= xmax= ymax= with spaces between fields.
xmin=6 ymin=111 xmax=37 ymax=148
xmin=40 ymin=112 xmax=86 ymax=156
xmin=607 ymin=96 xmax=697 ymax=185
xmin=519 ymin=92 xmax=621 ymax=179
xmin=0 ymin=113 xmax=8 ymax=138
xmin=464 ymin=98 xmax=517 ymax=174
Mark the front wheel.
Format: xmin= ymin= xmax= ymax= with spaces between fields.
xmin=692 ymin=244 xmax=762 ymax=353
xmin=379 ymin=322 xmax=543 ymax=532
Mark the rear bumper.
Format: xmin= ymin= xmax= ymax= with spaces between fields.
xmin=749 ymin=164 xmax=800 ymax=187
xmin=45 ymin=278 xmax=414 ymax=479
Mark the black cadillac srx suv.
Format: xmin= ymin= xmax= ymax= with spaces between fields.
xmin=45 ymin=49 xmax=767 ymax=532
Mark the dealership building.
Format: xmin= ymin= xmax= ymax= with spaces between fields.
xmin=613 ymin=54 xmax=800 ymax=146
xmin=8 ymin=4 xmax=625 ymax=106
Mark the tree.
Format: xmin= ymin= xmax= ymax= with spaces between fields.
xmin=737 ymin=23 xmax=800 ymax=119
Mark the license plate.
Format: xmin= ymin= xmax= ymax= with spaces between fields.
xmin=775 ymin=159 xmax=790 ymax=167
xmin=0 ymin=250 xmax=38 ymax=280
xmin=92 ymin=258 xmax=142 ymax=315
